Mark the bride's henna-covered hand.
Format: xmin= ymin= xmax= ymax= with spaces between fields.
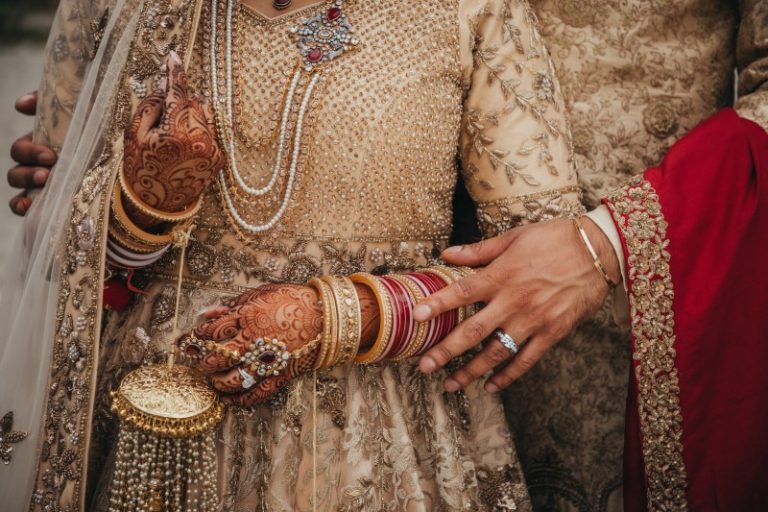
xmin=123 ymin=51 xmax=223 ymax=227
xmin=181 ymin=284 xmax=323 ymax=406
xmin=178 ymin=282 xmax=380 ymax=407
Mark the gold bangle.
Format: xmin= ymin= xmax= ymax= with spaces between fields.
xmin=388 ymin=274 xmax=429 ymax=361
xmin=107 ymin=223 xmax=160 ymax=254
xmin=320 ymin=278 xmax=341 ymax=369
xmin=111 ymin=184 xmax=175 ymax=247
xmin=573 ymin=218 xmax=617 ymax=288
xmin=322 ymin=275 xmax=361 ymax=366
xmin=350 ymin=273 xmax=393 ymax=364
xmin=108 ymin=215 xmax=158 ymax=251
xmin=118 ymin=164 xmax=204 ymax=223
xmin=308 ymin=277 xmax=337 ymax=369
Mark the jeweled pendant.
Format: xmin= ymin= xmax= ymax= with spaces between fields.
xmin=291 ymin=0 xmax=359 ymax=71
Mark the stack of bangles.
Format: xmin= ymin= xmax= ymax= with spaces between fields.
xmin=106 ymin=165 xmax=203 ymax=269
xmin=308 ymin=265 xmax=478 ymax=367
xmin=177 ymin=266 xmax=479 ymax=390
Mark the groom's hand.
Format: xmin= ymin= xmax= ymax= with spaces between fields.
xmin=7 ymin=92 xmax=57 ymax=216
xmin=413 ymin=217 xmax=621 ymax=393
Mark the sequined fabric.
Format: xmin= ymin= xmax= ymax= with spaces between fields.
xmin=86 ymin=0 xmax=578 ymax=510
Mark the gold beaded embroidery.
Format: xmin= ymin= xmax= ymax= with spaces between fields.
xmin=604 ymin=176 xmax=688 ymax=511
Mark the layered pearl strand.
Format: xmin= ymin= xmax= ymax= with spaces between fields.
xmin=211 ymin=0 xmax=320 ymax=234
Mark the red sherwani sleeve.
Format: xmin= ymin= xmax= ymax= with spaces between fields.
xmin=602 ymin=109 xmax=768 ymax=511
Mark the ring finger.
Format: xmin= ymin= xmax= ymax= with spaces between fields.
xmin=484 ymin=334 xmax=551 ymax=393
xmin=209 ymin=366 xmax=257 ymax=394
xmin=443 ymin=323 xmax=531 ymax=392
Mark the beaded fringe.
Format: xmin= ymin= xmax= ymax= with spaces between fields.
xmin=107 ymin=425 xmax=218 ymax=511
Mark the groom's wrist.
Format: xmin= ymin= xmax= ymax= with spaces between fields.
xmin=581 ymin=216 xmax=622 ymax=286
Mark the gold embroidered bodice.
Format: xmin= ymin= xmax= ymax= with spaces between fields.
xmin=147 ymin=0 xmax=579 ymax=289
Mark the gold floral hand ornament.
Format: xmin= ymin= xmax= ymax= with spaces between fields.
xmin=177 ymin=284 xmax=324 ymax=407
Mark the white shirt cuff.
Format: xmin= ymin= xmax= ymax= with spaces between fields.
xmin=585 ymin=205 xmax=630 ymax=328
xmin=585 ymin=205 xmax=627 ymax=288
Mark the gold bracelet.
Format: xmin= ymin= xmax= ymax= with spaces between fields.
xmin=109 ymin=215 xmax=164 ymax=252
xmin=350 ymin=273 xmax=393 ymax=364
xmin=573 ymin=218 xmax=617 ymax=288
xmin=323 ymin=275 xmax=361 ymax=366
xmin=319 ymin=277 xmax=342 ymax=368
xmin=308 ymin=277 xmax=337 ymax=369
xmin=111 ymin=184 xmax=175 ymax=247
xmin=388 ymin=274 xmax=429 ymax=361
xmin=108 ymin=223 xmax=165 ymax=255
xmin=118 ymin=164 xmax=204 ymax=223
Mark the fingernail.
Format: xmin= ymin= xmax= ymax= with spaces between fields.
xmin=420 ymin=356 xmax=438 ymax=374
xmin=158 ymin=77 xmax=168 ymax=91
xmin=444 ymin=378 xmax=460 ymax=392
xmin=485 ymin=382 xmax=499 ymax=393
xmin=37 ymin=151 xmax=56 ymax=166
xmin=15 ymin=197 xmax=31 ymax=213
xmin=443 ymin=245 xmax=464 ymax=255
xmin=33 ymin=169 xmax=49 ymax=186
xmin=169 ymin=50 xmax=182 ymax=65
xmin=413 ymin=303 xmax=432 ymax=321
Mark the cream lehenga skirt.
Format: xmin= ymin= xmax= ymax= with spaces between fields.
xmin=87 ymin=278 xmax=531 ymax=512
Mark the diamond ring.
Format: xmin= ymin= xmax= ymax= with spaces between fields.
xmin=238 ymin=367 xmax=257 ymax=390
xmin=494 ymin=329 xmax=519 ymax=355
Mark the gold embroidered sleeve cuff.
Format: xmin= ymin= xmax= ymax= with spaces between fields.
xmin=475 ymin=186 xmax=584 ymax=237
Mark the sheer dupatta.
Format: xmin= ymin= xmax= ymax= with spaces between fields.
xmin=0 ymin=0 xmax=203 ymax=509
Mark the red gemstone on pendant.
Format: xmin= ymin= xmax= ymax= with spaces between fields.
xmin=327 ymin=7 xmax=341 ymax=20
xmin=308 ymin=48 xmax=323 ymax=62
xmin=185 ymin=345 xmax=200 ymax=356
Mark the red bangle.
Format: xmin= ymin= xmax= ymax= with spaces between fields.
xmin=380 ymin=276 xmax=414 ymax=360
xmin=420 ymin=269 xmax=460 ymax=341
xmin=406 ymin=271 xmax=455 ymax=353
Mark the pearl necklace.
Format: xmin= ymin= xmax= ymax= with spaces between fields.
xmin=211 ymin=0 xmax=312 ymax=234
xmin=211 ymin=0 xmax=358 ymax=234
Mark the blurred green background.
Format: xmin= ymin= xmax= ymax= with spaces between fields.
xmin=0 ymin=0 xmax=57 ymax=43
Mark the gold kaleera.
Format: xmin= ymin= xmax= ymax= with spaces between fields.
xmin=108 ymin=224 xmax=224 ymax=511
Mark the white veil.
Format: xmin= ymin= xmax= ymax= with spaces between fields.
xmin=0 ymin=0 xmax=152 ymax=507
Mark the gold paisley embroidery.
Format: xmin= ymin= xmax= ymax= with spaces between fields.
xmin=604 ymin=176 xmax=687 ymax=511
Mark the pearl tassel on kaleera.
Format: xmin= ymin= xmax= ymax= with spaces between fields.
xmin=108 ymin=227 xmax=223 ymax=511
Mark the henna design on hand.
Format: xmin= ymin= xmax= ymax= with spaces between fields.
xmin=123 ymin=52 xmax=223 ymax=227
xmin=178 ymin=284 xmax=323 ymax=407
